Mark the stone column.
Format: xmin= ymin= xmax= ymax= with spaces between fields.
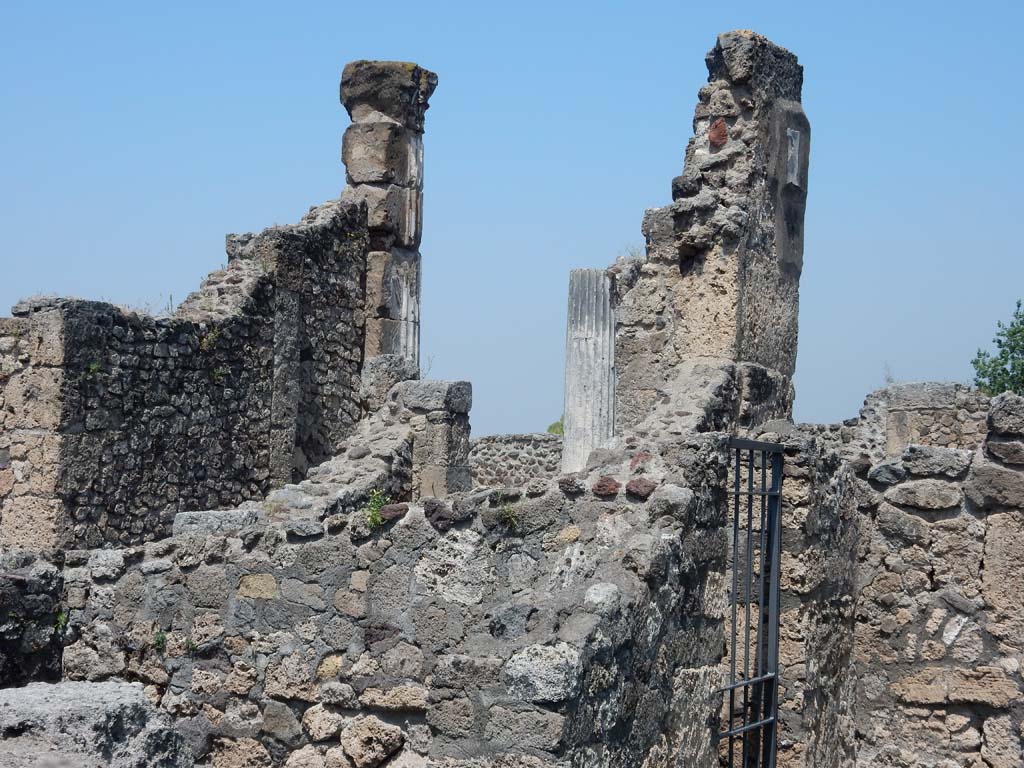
xmin=561 ymin=269 xmax=615 ymax=473
xmin=340 ymin=61 xmax=437 ymax=368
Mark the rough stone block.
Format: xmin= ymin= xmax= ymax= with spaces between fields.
xmin=415 ymin=464 xmax=471 ymax=498
xmin=341 ymin=183 xmax=421 ymax=247
xmin=343 ymin=123 xmax=422 ymax=186
xmin=359 ymin=354 xmax=419 ymax=413
xmin=883 ymin=478 xmax=963 ymax=510
xmin=503 ymin=642 xmax=582 ymax=703
xmin=989 ymin=392 xmax=1024 ymax=436
xmin=886 ymin=382 xmax=964 ymax=411
xmin=1 ymin=367 xmax=63 ymax=430
xmin=965 ymin=458 xmax=1024 ymax=509
xmin=172 ymin=509 xmax=260 ymax=537
xmin=339 ymin=714 xmax=404 ymax=767
xmin=0 ymin=496 xmax=61 ymax=550
xmin=901 ymin=444 xmax=972 ymax=478
xmin=987 ymin=436 xmax=1024 ymax=465
xmin=0 ymin=681 xmax=193 ymax=766
xmin=982 ymin=511 xmax=1024 ymax=641
xmin=397 ymin=380 xmax=472 ymax=414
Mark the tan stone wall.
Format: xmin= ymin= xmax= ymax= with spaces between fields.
xmin=614 ymin=32 xmax=808 ymax=433
xmin=0 ymin=313 xmax=66 ymax=550
xmin=850 ymin=394 xmax=1024 ymax=766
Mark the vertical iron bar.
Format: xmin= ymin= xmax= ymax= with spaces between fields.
xmin=762 ymin=449 xmax=783 ymax=768
xmin=729 ymin=446 xmax=741 ymax=766
xmin=747 ymin=449 xmax=770 ymax=767
xmin=742 ymin=449 xmax=755 ymax=765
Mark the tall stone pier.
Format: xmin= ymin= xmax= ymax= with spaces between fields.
xmin=613 ymin=31 xmax=810 ymax=432
xmin=561 ymin=269 xmax=615 ymax=473
xmin=341 ymin=60 xmax=437 ymax=367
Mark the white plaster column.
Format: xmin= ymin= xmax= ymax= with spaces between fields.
xmin=561 ymin=269 xmax=615 ymax=473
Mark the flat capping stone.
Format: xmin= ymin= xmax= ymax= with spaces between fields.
xmin=395 ymin=380 xmax=471 ymax=414
xmin=10 ymin=296 xmax=70 ymax=317
xmin=885 ymin=382 xmax=967 ymax=411
xmin=340 ymin=60 xmax=438 ymax=132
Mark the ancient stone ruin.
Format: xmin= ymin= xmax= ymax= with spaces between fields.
xmin=1 ymin=30 xmax=1022 ymax=768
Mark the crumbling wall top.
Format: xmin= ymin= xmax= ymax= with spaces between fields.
xmin=705 ymin=30 xmax=803 ymax=106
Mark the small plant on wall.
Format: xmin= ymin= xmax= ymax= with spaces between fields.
xmin=365 ymin=488 xmax=390 ymax=530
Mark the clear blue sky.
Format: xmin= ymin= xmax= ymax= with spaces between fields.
xmin=2 ymin=1 xmax=1021 ymax=436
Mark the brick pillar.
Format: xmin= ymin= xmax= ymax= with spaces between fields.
xmin=340 ymin=61 xmax=437 ymax=368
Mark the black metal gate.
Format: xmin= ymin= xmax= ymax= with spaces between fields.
xmin=717 ymin=437 xmax=784 ymax=768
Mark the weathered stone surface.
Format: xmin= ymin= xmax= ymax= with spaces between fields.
xmin=981 ymin=714 xmax=1019 ymax=768
xmin=0 ymin=550 xmax=62 ymax=686
xmin=339 ymin=715 xmax=404 ymax=768
xmin=396 ymin=380 xmax=472 ymax=414
xmin=591 ymin=476 xmax=621 ymax=498
xmin=982 ymin=511 xmax=1024 ymax=643
xmin=262 ymin=700 xmax=303 ymax=746
xmin=987 ymin=436 xmax=1024 ymax=465
xmin=883 ymin=478 xmax=963 ymax=509
xmin=284 ymin=745 xmax=328 ymax=768
xmin=966 ymin=457 xmax=1024 ymax=509
xmin=503 ymin=643 xmax=581 ymax=703
xmin=988 ymin=392 xmax=1024 ymax=435
xmin=212 ymin=737 xmax=273 ymax=768
xmin=358 ymin=684 xmax=428 ymax=711
xmin=342 ymin=123 xmax=421 ymax=186
xmin=414 ymin=529 xmax=494 ymax=605
xmin=359 ymin=354 xmax=419 ymax=414
xmin=867 ymin=458 xmax=906 ymax=485
xmin=625 ymin=476 xmax=658 ymax=500
xmin=237 ymin=573 xmax=279 ymax=599
xmin=0 ymin=681 xmax=193 ymax=767
xmin=302 ymin=704 xmax=348 ymax=741
xmin=901 ymin=444 xmax=972 ymax=477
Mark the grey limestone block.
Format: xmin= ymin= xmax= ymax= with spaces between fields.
xmin=343 ymin=122 xmax=423 ymax=187
xmin=0 ymin=681 xmax=194 ymax=767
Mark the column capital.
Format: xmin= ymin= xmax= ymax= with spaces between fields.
xmin=340 ymin=61 xmax=438 ymax=132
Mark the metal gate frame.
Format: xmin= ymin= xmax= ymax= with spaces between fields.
xmin=717 ymin=437 xmax=784 ymax=767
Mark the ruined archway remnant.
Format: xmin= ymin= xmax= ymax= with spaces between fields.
xmin=561 ymin=269 xmax=616 ymax=473
xmin=613 ymin=30 xmax=810 ymax=434
xmin=341 ymin=60 xmax=438 ymax=367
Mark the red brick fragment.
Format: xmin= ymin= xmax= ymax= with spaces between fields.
xmin=709 ymin=117 xmax=728 ymax=148
xmin=625 ymin=477 xmax=658 ymax=500
xmin=592 ymin=476 xmax=621 ymax=498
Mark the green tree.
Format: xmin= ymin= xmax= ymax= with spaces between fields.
xmin=546 ymin=417 xmax=564 ymax=435
xmin=972 ymin=300 xmax=1024 ymax=396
